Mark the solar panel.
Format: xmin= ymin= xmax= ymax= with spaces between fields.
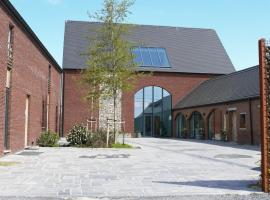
xmin=132 ymin=47 xmax=170 ymax=68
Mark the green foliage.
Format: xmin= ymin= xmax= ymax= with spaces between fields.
xmin=112 ymin=143 xmax=132 ymax=148
xmin=220 ymin=129 xmax=227 ymax=141
xmin=66 ymin=125 xmax=114 ymax=148
xmin=66 ymin=124 xmax=89 ymax=146
xmin=82 ymin=0 xmax=146 ymax=135
xmin=86 ymin=130 xmax=114 ymax=148
xmin=37 ymin=131 xmax=59 ymax=147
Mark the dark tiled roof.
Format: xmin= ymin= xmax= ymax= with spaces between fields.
xmin=62 ymin=21 xmax=235 ymax=74
xmin=1 ymin=0 xmax=62 ymax=72
xmin=174 ymin=66 xmax=259 ymax=109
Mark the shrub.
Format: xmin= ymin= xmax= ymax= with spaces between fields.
xmin=66 ymin=124 xmax=89 ymax=146
xmin=86 ymin=130 xmax=114 ymax=148
xmin=37 ymin=131 xmax=59 ymax=147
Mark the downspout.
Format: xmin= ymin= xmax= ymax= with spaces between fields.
xmin=60 ymin=72 xmax=65 ymax=137
xmin=249 ymin=98 xmax=254 ymax=145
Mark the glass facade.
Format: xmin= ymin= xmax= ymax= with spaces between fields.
xmin=132 ymin=47 xmax=170 ymax=68
xmin=134 ymin=86 xmax=172 ymax=137
xmin=176 ymin=113 xmax=186 ymax=138
xmin=189 ymin=112 xmax=204 ymax=139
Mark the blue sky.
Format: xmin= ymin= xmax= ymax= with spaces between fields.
xmin=10 ymin=0 xmax=270 ymax=70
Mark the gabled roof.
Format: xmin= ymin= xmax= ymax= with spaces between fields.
xmin=0 ymin=0 xmax=62 ymax=72
xmin=174 ymin=66 xmax=259 ymax=110
xmin=62 ymin=21 xmax=235 ymax=74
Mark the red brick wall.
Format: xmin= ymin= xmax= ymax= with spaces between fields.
xmin=63 ymin=70 xmax=214 ymax=135
xmin=0 ymin=5 xmax=7 ymax=156
xmin=122 ymin=72 xmax=214 ymax=133
xmin=63 ymin=70 xmax=94 ymax=134
xmin=173 ymin=98 xmax=261 ymax=145
xmin=0 ymin=5 xmax=61 ymax=154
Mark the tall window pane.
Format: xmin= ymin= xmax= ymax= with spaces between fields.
xmin=153 ymin=87 xmax=162 ymax=137
xmin=149 ymin=48 xmax=160 ymax=66
xmin=141 ymin=48 xmax=152 ymax=66
xmin=144 ymin=86 xmax=153 ymax=113
xmin=133 ymin=48 xmax=143 ymax=65
xmin=163 ymin=90 xmax=172 ymax=137
xmin=176 ymin=114 xmax=186 ymax=138
xmin=157 ymin=48 xmax=170 ymax=67
xmin=134 ymin=89 xmax=143 ymax=133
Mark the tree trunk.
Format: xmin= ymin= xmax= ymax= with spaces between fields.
xmin=113 ymin=89 xmax=116 ymax=143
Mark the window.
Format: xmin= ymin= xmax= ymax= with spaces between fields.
xmin=176 ymin=113 xmax=186 ymax=138
xmin=7 ymin=25 xmax=14 ymax=62
xmin=189 ymin=112 xmax=204 ymax=139
xmin=134 ymin=86 xmax=172 ymax=137
xmin=6 ymin=68 xmax=11 ymax=88
xmin=240 ymin=113 xmax=246 ymax=129
xmin=132 ymin=47 xmax=170 ymax=68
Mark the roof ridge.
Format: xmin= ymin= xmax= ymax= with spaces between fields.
xmin=65 ymin=20 xmax=214 ymax=31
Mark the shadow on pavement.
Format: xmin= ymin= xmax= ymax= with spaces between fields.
xmin=153 ymin=179 xmax=260 ymax=191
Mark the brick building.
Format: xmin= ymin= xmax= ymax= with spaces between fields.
xmin=0 ymin=0 xmax=62 ymax=155
xmin=62 ymin=21 xmax=236 ymax=139
xmin=173 ymin=66 xmax=260 ymax=145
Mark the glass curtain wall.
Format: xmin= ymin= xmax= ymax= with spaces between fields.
xmin=134 ymin=86 xmax=172 ymax=137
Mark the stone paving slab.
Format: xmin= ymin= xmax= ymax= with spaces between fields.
xmin=0 ymin=138 xmax=263 ymax=199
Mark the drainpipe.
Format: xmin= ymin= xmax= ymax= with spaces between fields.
xmin=249 ymin=98 xmax=254 ymax=145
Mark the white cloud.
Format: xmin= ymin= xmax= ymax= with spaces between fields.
xmin=47 ymin=0 xmax=63 ymax=5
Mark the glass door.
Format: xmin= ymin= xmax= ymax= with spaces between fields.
xmin=144 ymin=115 xmax=152 ymax=137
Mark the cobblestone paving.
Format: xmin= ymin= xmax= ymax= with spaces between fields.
xmin=0 ymin=138 xmax=263 ymax=199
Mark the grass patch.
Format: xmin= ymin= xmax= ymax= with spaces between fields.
xmin=112 ymin=143 xmax=132 ymax=149
xmin=0 ymin=161 xmax=20 ymax=167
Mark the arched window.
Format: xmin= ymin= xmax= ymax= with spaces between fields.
xmin=176 ymin=113 xmax=186 ymax=138
xmin=134 ymin=86 xmax=172 ymax=137
xmin=208 ymin=111 xmax=215 ymax=140
xmin=189 ymin=111 xmax=204 ymax=139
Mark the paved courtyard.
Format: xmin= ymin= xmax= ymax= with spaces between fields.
xmin=0 ymin=138 xmax=266 ymax=199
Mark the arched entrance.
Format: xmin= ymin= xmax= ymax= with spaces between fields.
xmin=134 ymin=86 xmax=172 ymax=137
xmin=189 ymin=111 xmax=204 ymax=139
xmin=176 ymin=113 xmax=187 ymax=138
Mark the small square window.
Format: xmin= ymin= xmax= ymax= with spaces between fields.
xmin=239 ymin=113 xmax=246 ymax=129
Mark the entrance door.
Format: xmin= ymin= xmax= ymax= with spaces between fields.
xmin=144 ymin=115 xmax=152 ymax=137
xmin=24 ymin=95 xmax=30 ymax=148
xmin=229 ymin=111 xmax=237 ymax=142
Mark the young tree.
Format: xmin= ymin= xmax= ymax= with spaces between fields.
xmin=83 ymin=0 xmax=141 ymax=140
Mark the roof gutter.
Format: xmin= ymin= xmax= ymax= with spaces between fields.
xmin=1 ymin=0 xmax=62 ymax=73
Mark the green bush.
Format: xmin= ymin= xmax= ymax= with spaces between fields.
xmin=86 ymin=130 xmax=114 ymax=148
xmin=37 ymin=131 xmax=59 ymax=147
xmin=66 ymin=124 xmax=89 ymax=146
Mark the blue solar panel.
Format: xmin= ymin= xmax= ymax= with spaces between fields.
xmin=132 ymin=47 xmax=170 ymax=68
